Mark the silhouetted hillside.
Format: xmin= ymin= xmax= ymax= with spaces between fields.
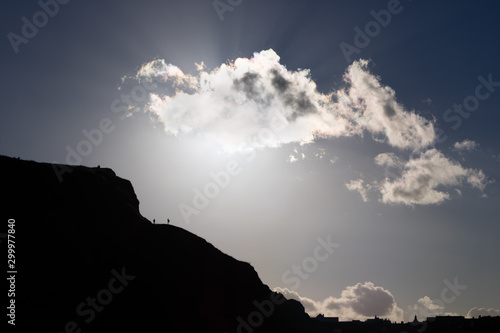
xmin=2 ymin=155 xmax=310 ymax=333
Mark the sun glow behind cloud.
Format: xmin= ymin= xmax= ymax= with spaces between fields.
xmin=124 ymin=49 xmax=490 ymax=205
xmin=131 ymin=50 xmax=436 ymax=153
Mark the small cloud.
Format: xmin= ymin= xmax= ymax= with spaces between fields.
xmin=288 ymin=155 xmax=298 ymax=163
xmin=313 ymin=147 xmax=338 ymax=164
xmin=453 ymin=139 xmax=479 ymax=152
xmin=415 ymin=296 xmax=444 ymax=312
xmin=407 ymin=296 xmax=460 ymax=321
xmin=422 ymin=98 xmax=432 ymax=105
xmin=195 ymin=61 xmax=206 ymax=71
xmin=375 ymin=152 xmax=403 ymax=168
xmin=288 ymin=146 xmax=338 ymax=164
xmin=467 ymin=168 xmax=494 ymax=193
xmin=314 ymin=147 xmax=326 ymax=159
xmin=346 ymin=179 xmax=371 ymax=202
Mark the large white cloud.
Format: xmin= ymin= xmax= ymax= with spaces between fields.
xmin=275 ymin=282 xmax=404 ymax=322
xmin=132 ymin=49 xmax=434 ymax=153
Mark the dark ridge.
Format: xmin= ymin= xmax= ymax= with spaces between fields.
xmin=1 ymin=155 xmax=310 ymax=333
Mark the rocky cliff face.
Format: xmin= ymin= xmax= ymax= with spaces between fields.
xmin=2 ymin=155 xmax=310 ymax=333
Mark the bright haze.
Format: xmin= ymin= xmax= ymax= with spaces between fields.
xmin=2 ymin=0 xmax=500 ymax=322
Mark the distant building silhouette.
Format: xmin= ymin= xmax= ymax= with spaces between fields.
xmin=310 ymin=314 xmax=500 ymax=333
xmin=315 ymin=314 xmax=339 ymax=323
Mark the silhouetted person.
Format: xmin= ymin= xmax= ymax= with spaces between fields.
xmin=153 ymin=219 xmax=155 ymax=224
xmin=167 ymin=218 xmax=170 ymax=225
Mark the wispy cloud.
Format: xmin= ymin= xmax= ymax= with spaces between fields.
xmin=422 ymin=97 xmax=432 ymax=105
xmin=346 ymin=179 xmax=371 ymax=202
xmin=340 ymin=59 xmax=435 ymax=151
xmin=453 ymin=139 xmax=479 ymax=152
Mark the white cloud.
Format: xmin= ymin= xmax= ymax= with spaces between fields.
xmin=346 ymin=179 xmax=371 ymax=202
xmin=407 ymin=296 xmax=459 ymax=321
xmin=194 ymin=61 xmax=206 ymax=71
xmin=378 ymin=149 xmax=489 ymax=205
xmin=275 ymin=282 xmax=403 ymax=322
xmin=414 ymin=296 xmax=444 ymax=312
xmin=466 ymin=307 xmax=500 ymax=318
xmin=453 ymin=139 xmax=479 ymax=152
xmin=288 ymin=154 xmax=298 ymax=163
xmin=466 ymin=169 xmax=490 ymax=191
xmin=348 ymin=149 xmax=491 ymax=206
xmin=131 ymin=50 xmax=435 ymax=153
xmin=287 ymin=146 xmax=337 ymax=164
xmin=375 ymin=152 xmax=403 ymax=168
xmin=137 ymin=59 xmax=198 ymax=91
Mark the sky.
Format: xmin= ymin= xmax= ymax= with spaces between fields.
xmin=1 ymin=0 xmax=500 ymax=322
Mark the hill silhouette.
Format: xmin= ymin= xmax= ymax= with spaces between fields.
xmin=2 ymin=155 xmax=310 ymax=333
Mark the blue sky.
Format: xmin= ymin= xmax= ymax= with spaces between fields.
xmin=2 ymin=0 xmax=499 ymax=321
